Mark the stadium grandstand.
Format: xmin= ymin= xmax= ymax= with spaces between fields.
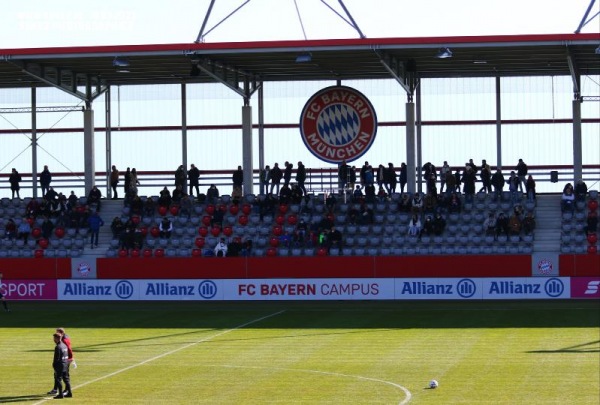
xmin=0 ymin=3 xmax=599 ymax=283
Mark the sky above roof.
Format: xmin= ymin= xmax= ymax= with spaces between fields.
xmin=1 ymin=0 xmax=599 ymax=49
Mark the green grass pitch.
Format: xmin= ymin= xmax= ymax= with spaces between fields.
xmin=0 ymin=300 xmax=598 ymax=404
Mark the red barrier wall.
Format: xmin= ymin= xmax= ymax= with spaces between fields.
xmin=0 ymin=258 xmax=71 ymax=279
xmin=95 ymin=255 xmax=533 ymax=279
xmin=559 ymin=254 xmax=600 ymax=277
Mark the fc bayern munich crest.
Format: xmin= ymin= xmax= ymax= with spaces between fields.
xmin=300 ymin=86 xmax=377 ymax=164
xmin=537 ymin=259 xmax=553 ymax=275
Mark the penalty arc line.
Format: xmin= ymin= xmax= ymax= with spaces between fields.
xmin=218 ymin=364 xmax=412 ymax=405
xmin=33 ymin=310 xmax=286 ymax=404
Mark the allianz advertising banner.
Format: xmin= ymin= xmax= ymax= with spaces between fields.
xmin=57 ymin=278 xmax=572 ymax=301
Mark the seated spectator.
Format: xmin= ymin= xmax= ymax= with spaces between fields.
xmin=422 ymin=215 xmax=435 ymax=236
xmin=278 ymin=231 xmax=293 ymax=248
xmin=407 ymin=214 xmax=422 ymax=238
xmin=17 ymin=218 xmax=31 ymax=242
xmin=87 ymin=185 xmax=102 ymax=212
xmin=584 ymin=211 xmax=598 ymax=235
xmin=179 ymin=194 xmax=193 ymax=218
xmin=328 ymin=225 xmax=343 ymax=248
xmin=294 ymin=219 xmax=308 ymax=245
xmin=214 ymin=237 xmax=228 ymax=257
xmin=4 ymin=219 xmax=17 ymax=239
xmin=522 ymin=212 xmax=536 ymax=235
xmin=159 ymin=217 xmax=173 ymax=239
xmin=561 ymin=187 xmax=575 ymax=212
xmin=358 ymin=203 xmax=374 ymax=225
xmin=55 ymin=211 xmax=69 ymax=229
xmin=508 ymin=213 xmax=522 ymax=236
xmin=25 ymin=198 xmax=41 ymax=218
xmin=290 ymin=184 xmax=303 ymax=205
xmin=352 ymin=185 xmax=364 ymax=202
xmin=111 ymin=217 xmax=125 ymax=239
xmin=513 ymin=204 xmax=524 ymax=219
xmin=448 ymin=192 xmax=462 ymax=213
xmin=347 ymin=205 xmax=360 ymax=225
xmin=206 ymin=184 xmax=220 ymax=204
xmin=211 ymin=207 xmax=224 ymax=228
xmin=172 ymin=185 xmax=184 ymax=204
xmin=38 ymin=199 xmax=52 ymax=218
xmin=56 ymin=193 xmax=68 ymax=213
xmin=120 ymin=220 xmax=138 ymax=250
xmin=432 ymin=213 xmax=446 ymax=235
xmin=377 ymin=185 xmax=387 ymax=202
xmin=41 ymin=216 xmax=54 ymax=239
xmin=226 ymin=238 xmax=243 ymax=257
xmin=411 ymin=193 xmax=424 ymax=216
xmin=279 ymin=184 xmax=292 ymax=204
xmin=129 ymin=195 xmax=144 ymax=216
xmin=67 ymin=191 xmax=78 ymax=210
xmin=240 ymin=239 xmax=253 ymax=256
xmin=574 ymin=179 xmax=588 ymax=202
xmin=495 ymin=212 xmax=509 ymax=237
xmin=258 ymin=194 xmax=277 ymax=221
xmin=398 ymin=194 xmax=412 ymax=213
xmin=483 ymin=212 xmax=496 ymax=236
xmin=423 ymin=192 xmax=437 ymax=215
xmin=325 ymin=193 xmax=337 ymax=213
xmin=144 ymin=197 xmax=156 ymax=217
xmin=158 ymin=187 xmax=172 ymax=208
xmin=318 ymin=228 xmax=330 ymax=246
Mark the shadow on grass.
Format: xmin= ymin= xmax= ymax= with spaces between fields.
xmin=527 ymin=340 xmax=600 ymax=353
xmin=0 ymin=394 xmax=46 ymax=403
xmin=3 ymin=300 xmax=600 ymax=329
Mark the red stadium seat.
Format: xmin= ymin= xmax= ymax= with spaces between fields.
xmin=195 ymin=237 xmax=205 ymax=248
xmin=34 ymin=249 xmax=44 ymax=258
xmin=143 ymin=248 xmax=153 ymax=258
xmin=229 ymin=204 xmax=239 ymax=215
xmin=198 ymin=226 xmax=208 ymax=237
xmin=38 ymin=238 xmax=49 ymax=249
xmin=54 ymin=227 xmax=65 ymax=239
xmin=31 ymin=227 xmax=41 ymax=238
xmin=587 ymin=233 xmax=598 ymax=244
xmin=154 ymin=248 xmax=165 ymax=257
xmin=588 ymin=245 xmax=597 ymax=254
xmin=206 ymin=204 xmax=215 ymax=215
xmin=192 ymin=248 xmax=202 ymax=257
xmin=118 ymin=249 xmax=128 ymax=258
xmin=223 ymin=226 xmax=233 ymax=237
xmin=589 ymin=200 xmax=598 ymax=211
xmin=170 ymin=205 xmax=179 ymax=216
xmin=279 ymin=204 xmax=288 ymax=214
xmin=242 ymin=204 xmax=252 ymax=215
xmin=238 ymin=215 xmax=248 ymax=226
xmin=266 ymin=247 xmax=277 ymax=257
xmin=131 ymin=249 xmax=140 ymax=258
xmin=211 ymin=226 xmax=221 ymax=237
xmin=150 ymin=226 xmax=160 ymax=238
xmin=158 ymin=206 xmax=168 ymax=216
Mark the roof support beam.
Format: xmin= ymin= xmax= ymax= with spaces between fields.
xmin=12 ymin=61 xmax=106 ymax=103
xmin=194 ymin=59 xmax=261 ymax=99
xmin=375 ymin=51 xmax=418 ymax=97
xmin=566 ymin=48 xmax=581 ymax=100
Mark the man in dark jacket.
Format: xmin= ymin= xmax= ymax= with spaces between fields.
xmin=232 ymin=165 xmax=244 ymax=195
xmin=188 ymin=164 xmax=200 ymax=198
xmin=491 ymin=169 xmax=505 ymax=201
xmin=39 ymin=165 xmax=52 ymax=197
xmin=296 ymin=161 xmax=307 ymax=196
xmin=51 ymin=332 xmax=72 ymax=398
xmin=270 ymin=163 xmax=283 ymax=195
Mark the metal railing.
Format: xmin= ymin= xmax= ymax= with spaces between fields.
xmin=0 ymin=165 xmax=598 ymax=200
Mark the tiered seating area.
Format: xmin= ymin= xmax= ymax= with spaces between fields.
xmin=0 ymin=197 xmax=89 ymax=258
xmin=104 ymin=190 xmax=541 ymax=258
xmin=561 ymin=190 xmax=599 ymax=254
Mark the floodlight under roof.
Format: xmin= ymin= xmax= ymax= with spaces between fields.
xmin=295 ymin=52 xmax=312 ymax=63
xmin=436 ymin=47 xmax=453 ymax=59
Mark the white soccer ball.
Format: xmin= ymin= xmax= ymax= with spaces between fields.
xmin=429 ymin=379 xmax=439 ymax=389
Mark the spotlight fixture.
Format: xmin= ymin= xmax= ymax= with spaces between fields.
xmin=112 ymin=57 xmax=130 ymax=68
xmin=295 ymin=52 xmax=312 ymax=63
xmin=595 ymin=45 xmax=600 ymax=55
xmin=435 ymin=47 xmax=453 ymax=59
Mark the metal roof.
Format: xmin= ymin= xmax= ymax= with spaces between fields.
xmin=0 ymin=33 xmax=599 ymax=91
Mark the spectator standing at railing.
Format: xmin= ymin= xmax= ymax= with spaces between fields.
xmin=338 ymin=160 xmax=349 ymax=191
xmin=39 ymin=165 xmax=52 ymax=197
xmin=462 ymin=166 xmax=476 ymax=203
xmin=491 ymin=169 xmax=505 ymax=202
xmin=479 ymin=160 xmax=492 ymax=194
xmin=439 ymin=161 xmax=450 ymax=193
xmin=9 ymin=168 xmax=21 ymax=199
xmin=515 ymin=158 xmax=528 ymax=193
xmin=130 ymin=168 xmax=140 ymax=196
xmin=110 ymin=165 xmax=119 ymax=199
xmin=261 ymin=165 xmax=271 ymax=193
xmin=283 ymin=161 xmax=293 ymax=189
xmin=454 ymin=169 xmax=462 ymax=193
xmin=385 ymin=163 xmax=397 ymax=194
xmin=175 ymin=165 xmax=186 ymax=191
xmin=124 ymin=167 xmax=131 ymax=196
xmin=188 ymin=164 xmax=200 ymax=198
xmin=269 ymin=163 xmax=282 ymax=195
xmin=399 ymin=163 xmax=408 ymax=194
xmin=526 ymin=175 xmax=536 ymax=202
xmin=359 ymin=161 xmax=370 ymax=186
xmin=376 ymin=164 xmax=386 ymax=191
xmin=296 ymin=161 xmax=307 ymax=196
xmin=508 ymin=171 xmax=520 ymax=204
xmin=232 ymin=165 xmax=244 ymax=196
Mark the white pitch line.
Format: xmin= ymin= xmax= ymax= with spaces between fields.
xmin=218 ymin=364 xmax=412 ymax=405
xmin=33 ymin=310 xmax=286 ymax=404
